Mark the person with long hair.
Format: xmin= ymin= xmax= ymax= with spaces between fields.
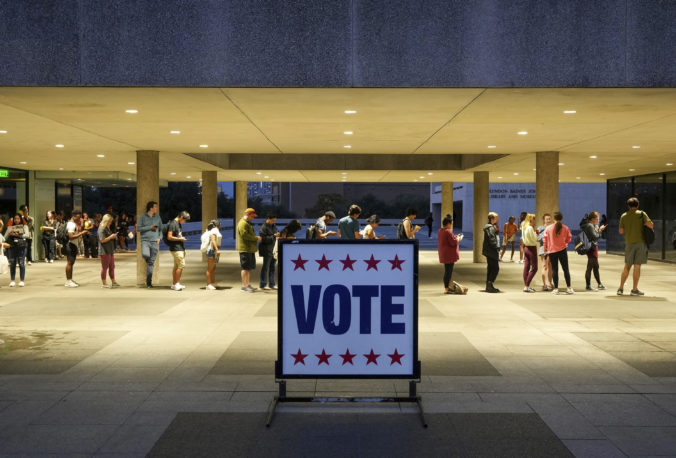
xmin=41 ymin=210 xmax=57 ymax=263
xmin=517 ymin=211 xmax=527 ymax=264
xmin=202 ymin=219 xmax=222 ymax=290
xmin=499 ymin=216 xmax=518 ymax=262
xmin=438 ymin=214 xmax=464 ymax=294
xmin=544 ymin=212 xmax=573 ymax=295
xmin=4 ymin=213 xmax=29 ymax=287
xmin=521 ymin=213 xmax=538 ymax=292
xmin=97 ymin=214 xmax=119 ymax=288
xmin=580 ymin=211 xmax=607 ymax=291
xmin=362 ymin=214 xmax=385 ymax=239
xmin=537 ymin=213 xmax=554 ymax=291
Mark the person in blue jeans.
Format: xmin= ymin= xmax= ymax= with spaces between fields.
xmin=137 ymin=201 xmax=162 ymax=288
xmin=258 ymin=213 xmax=279 ymax=290
xmin=5 ymin=213 xmax=29 ymax=287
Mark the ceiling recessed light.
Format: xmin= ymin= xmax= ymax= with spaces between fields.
xmin=628 ymin=168 xmax=636 ymax=171
xmin=497 ymin=176 xmax=503 ymax=179
xmin=125 ymin=109 xmax=138 ymax=114
xmin=632 ymin=146 xmax=640 ymax=149
xmin=59 ymin=167 xmax=64 ymax=170
xmin=264 ymin=176 xmax=269 ymax=179
xmin=170 ymin=130 xmax=181 ymax=134
xmin=532 ymin=168 xmax=537 ymax=171
xmin=0 ymin=130 xmax=7 ymax=134
xmin=127 ymin=178 xmax=132 ymax=181
xmin=344 ymin=110 xmax=357 ymax=114
xmin=558 ymin=162 xmax=565 ymax=166
xmin=589 ymin=155 xmax=597 ymax=159
xmin=97 ymin=154 xmax=105 ymax=158
xmin=599 ymin=173 xmax=606 ymax=176
xmin=487 ymin=145 xmax=497 ymax=148
xmin=517 ymin=131 xmax=528 ymax=135
xmin=128 ymin=162 xmax=135 ymax=165
xmin=55 ymin=144 xmax=64 ymax=148
xmin=186 ymin=176 xmax=192 ymax=179
xmin=344 ymin=145 xmax=351 ymax=149
xmin=513 ymin=172 xmax=519 ymax=175
xmin=343 ymin=131 xmax=353 ymax=135
xmin=170 ymin=172 xmax=176 ymax=175
xmin=576 ymin=177 xmax=581 ymax=179
xmin=667 ymin=163 xmax=674 ymax=166
xmin=427 ymin=172 xmax=433 ymax=175
xmin=563 ymin=110 xmax=577 ymax=114
xmin=19 ymin=161 xmax=27 ymax=165
xmin=419 ymin=176 xmax=424 ymax=179
xmin=199 ymin=144 xmax=208 ymax=148
xmin=341 ymin=172 xmax=348 ymax=175
xmin=256 ymin=172 xmax=261 ymax=175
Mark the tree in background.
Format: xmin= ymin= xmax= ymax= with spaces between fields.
xmin=304 ymin=193 xmax=346 ymax=218
xmin=305 ymin=192 xmax=429 ymax=219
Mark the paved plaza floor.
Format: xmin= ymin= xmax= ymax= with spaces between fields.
xmin=1 ymin=248 xmax=675 ymax=457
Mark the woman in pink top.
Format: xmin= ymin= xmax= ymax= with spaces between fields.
xmin=544 ymin=212 xmax=574 ymax=295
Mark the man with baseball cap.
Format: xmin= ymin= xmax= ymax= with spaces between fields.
xmin=237 ymin=208 xmax=262 ymax=292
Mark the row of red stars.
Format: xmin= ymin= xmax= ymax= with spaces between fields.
xmin=291 ymin=254 xmax=405 ymax=272
xmin=291 ymin=348 xmax=405 ymax=366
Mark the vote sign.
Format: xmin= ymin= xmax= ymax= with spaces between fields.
xmin=277 ymin=240 xmax=419 ymax=378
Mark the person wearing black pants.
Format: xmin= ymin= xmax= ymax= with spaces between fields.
xmin=482 ymin=212 xmax=501 ymax=293
xmin=580 ymin=211 xmax=606 ymax=291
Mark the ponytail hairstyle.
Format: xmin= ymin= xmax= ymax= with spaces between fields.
xmin=366 ymin=214 xmax=380 ymax=225
xmin=442 ymin=214 xmax=453 ymax=227
xmin=207 ymin=219 xmax=221 ymax=231
xmin=553 ymin=211 xmax=563 ymax=235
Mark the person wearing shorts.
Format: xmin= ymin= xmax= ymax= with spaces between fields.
xmin=618 ymin=197 xmax=653 ymax=296
xmin=237 ymin=208 xmax=262 ymax=292
xmin=167 ymin=211 xmax=190 ymax=291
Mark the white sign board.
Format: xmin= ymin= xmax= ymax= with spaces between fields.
xmin=277 ymin=240 xmax=419 ymax=378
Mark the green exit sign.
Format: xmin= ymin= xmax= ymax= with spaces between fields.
xmin=0 ymin=169 xmax=9 ymax=178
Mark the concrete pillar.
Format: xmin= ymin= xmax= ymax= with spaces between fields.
xmin=136 ymin=150 xmax=160 ymax=286
xmin=201 ymin=171 xmax=218 ymax=231
xmin=473 ymin=171 xmax=489 ymax=263
xmin=536 ymin=151 xmax=559 ymax=220
xmin=234 ymin=181 xmax=248 ymax=246
xmin=441 ymin=182 xmax=453 ymax=226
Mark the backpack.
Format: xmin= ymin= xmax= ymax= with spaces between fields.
xmin=574 ymin=230 xmax=592 ymax=255
xmin=162 ymin=224 xmax=170 ymax=245
xmin=200 ymin=230 xmax=210 ymax=252
xmin=56 ymin=223 xmax=70 ymax=245
xmin=396 ymin=219 xmax=408 ymax=240
xmin=641 ymin=212 xmax=655 ymax=247
xmin=305 ymin=224 xmax=318 ymax=240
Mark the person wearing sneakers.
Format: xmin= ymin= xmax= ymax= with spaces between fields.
xmin=167 ymin=211 xmax=190 ymax=291
xmin=202 ymin=219 xmax=222 ymax=290
xmin=521 ymin=213 xmax=538 ymax=293
xmin=41 ymin=211 xmax=57 ymax=263
xmin=65 ymin=211 xmax=88 ymax=287
xmin=618 ymin=197 xmax=653 ymax=296
xmin=580 ymin=211 xmax=607 ymax=291
xmin=544 ymin=212 xmax=574 ymax=295
xmin=237 ymin=208 xmax=262 ymax=293
xmin=437 ymin=213 xmax=463 ymax=294
xmin=537 ymin=213 xmax=554 ymax=291
xmin=482 ymin=212 xmax=501 ymax=293
xmin=258 ymin=213 xmax=279 ymax=291
xmin=0 ymin=223 xmax=9 ymax=285
xmin=5 ymin=213 xmax=29 ymax=287
xmin=97 ymin=214 xmax=119 ymax=288
xmin=137 ymin=201 xmax=162 ymax=288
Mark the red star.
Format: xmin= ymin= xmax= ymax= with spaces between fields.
xmin=315 ymin=254 xmax=332 ymax=271
xmin=339 ymin=254 xmax=357 ymax=271
xmin=363 ymin=348 xmax=380 ymax=365
xmin=388 ymin=254 xmax=405 ymax=271
xmin=363 ymin=254 xmax=381 ymax=271
xmin=315 ymin=349 xmax=332 ymax=365
xmin=339 ymin=348 xmax=356 ymax=365
xmin=291 ymin=254 xmax=308 ymax=271
xmin=388 ymin=348 xmax=405 ymax=365
xmin=291 ymin=348 xmax=308 ymax=365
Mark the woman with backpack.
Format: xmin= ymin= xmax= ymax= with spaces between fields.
xmin=399 ymin=208 xmax=421 ymax=239
xmin=201 ymin=219 xmax=223 ymax=290
xmin=544 ymin=212 xmax=573 ymax=295
xmin=580 ymin=211 xmax=607 ymax=291
xmin=4 ymin=213 xmax=29 ymax=287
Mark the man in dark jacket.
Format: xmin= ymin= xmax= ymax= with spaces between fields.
xmin=483 ymin=212 xmax=501 ymax=293
xmin=258 ymin=213 xmax=279 ymax=290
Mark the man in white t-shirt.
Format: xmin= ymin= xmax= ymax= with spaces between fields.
xmin=65 ymin=211 xmax=88 ymax=287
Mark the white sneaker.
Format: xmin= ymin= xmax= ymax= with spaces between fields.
xmin=9 ymin=281 xmax=15 ymax=287
xmin=18 ymin=281 xmax=24 ymax=287
xmin=566 ymin=288 xmax=575 ymax=295
xmin=65 ymin=280 xmax=79 ymax=287
xmin=171 ymin=284 xmax=181 ymax=291
xmin=207 ymin=284 xmax=216 ymax=290
xmin=49 ymin=259 xmax=54 ymax=263
xmin=177 ymin=283 xmax=186 ymax=290
xmin=552 ymin=288 xmax=559 ymax=295
xmin=27 ymin=261 xmax=31 ymax=266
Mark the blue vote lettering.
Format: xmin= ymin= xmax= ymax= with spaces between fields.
xmin=290 ymin=284 xmax=406 ymax=335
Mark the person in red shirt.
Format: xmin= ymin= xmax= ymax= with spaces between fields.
xmin=499 ymin=216 xmax=518 ymax=262
xmin=437 ymin=214 xmax=464 ymax=294
xmin=544 ymin=212 xmax=574 ymax=295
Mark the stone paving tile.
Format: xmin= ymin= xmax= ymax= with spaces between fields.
xmin=96 ymin=423 xmax=168 ymax=455
xmin=599 ymin=426 xmax=676 ymax=456
xmin=33 ymin=390 xmax=151 ymax=425
xmin=563 ymin=393 xmax=676 ymax=427
xmin=562 ymin=439 xmax=627 ymax=458
xmin=0 ymin=424 xmax=119 ymax=455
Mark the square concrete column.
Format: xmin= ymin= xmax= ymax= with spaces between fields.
xmin=536 ymin=151 xmax=559 ymax=220
xmin=473 ymin=172 xmax=489 ymax=263
xmin=136 ymin=150 xmax=160 ymax=286
xmin=441 ymin=182 xmax=453 ymax=226
xmin=201 ymin=171 xmax=218 ymax=231
xmin=234 ymin=181 xmax=248 ymax=246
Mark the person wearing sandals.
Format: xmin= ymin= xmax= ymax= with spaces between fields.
xmin=544 ymin=212 xmax=574 ymax=295
xmin=537 ymin=213 xmax=554 ymax=291
xmin=521 ymin=213 xmax=538 ymax=293
xmin=438 ymin=214 xmax=464 ymax=294
xmin=97 ymin=214 xmax=119 ymax=288
xmin=580 ymin=211 xmax=607 ymax=291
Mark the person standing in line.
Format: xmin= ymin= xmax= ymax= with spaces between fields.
xmin=517 ymin=211 xmax=528 ymax=264
xmin=425 ymin=212 xmax=434 ymax=238
xmin=617 ymin=197 xmax=653 ymax=296
xmin=438 ymin=214 xmax=463 ymax=294
xmin=65 ymin=211 xmax=88 ymax=287
xmin=537 ymin=213 xmax=554 ymax=291
xmin=482 ymin=212 xmax=501 ymax=293
xmin=401 ymin=208 xmax=421 ymax=239
xmin=237 ymin=208 xmax=262 ymax=293
xmin=580 ymin=211 xmax=607 ymax=291
xmin=521 ymin=213 xmax=538 ymax=293
xmin=314 ymin=211 xmax=337 ymax=239
xmin=544 ymin=212 xmax=573 ymax=295
xmin=202 ymin=219 xmax=222 ymax=290
xmin=97 ymin=214 xmax=119 ymax=288
xmin=41 ymin=211 xmax=57 ymax=263
xmin=5 ymin=214 xmax=29 ymax=287
xmin=499 ymin=216 xmax=518 ymax=262
xmin=337 ymin=205 xmax=363 ymax=240
xmin=167 ymin=211 xmax=190 ymax=291
xmin=0 ymin=221 xmax=9 ymax=287
xmin=258 ymin=213 xmax=279 ymax=290
xmin=20 ymin=205 xmax=34 ymax=265
xmin=362 ymin=214 xmax=385 ymax=239
xmin=137 ymin=201 xmax=162 ymax=288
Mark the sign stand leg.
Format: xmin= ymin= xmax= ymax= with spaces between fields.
xmin=266 ymin=381 xmax=286 ymax=427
